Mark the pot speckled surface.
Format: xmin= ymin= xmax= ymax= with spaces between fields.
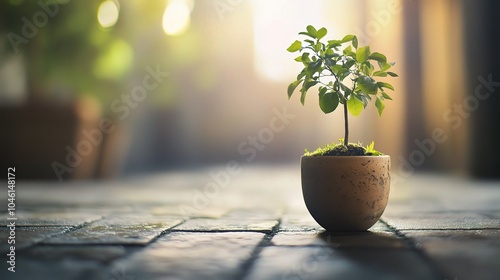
xmin=301 ymin=155 xmax=390 ymax=232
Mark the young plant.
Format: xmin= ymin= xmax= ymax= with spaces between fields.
xmin=287 ymin=25 xmax=398 ymax=150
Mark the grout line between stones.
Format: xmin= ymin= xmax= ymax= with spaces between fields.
xmin=379 ymin=219 xmax=452 ymax=280
xmin=143 ymin=219 xmax=187 ymax=245
xmin=2 ymin=215 xmax=105 ymax=228
xmin=15 ymin=218 xmax=106 ymax=251
xmin=95 ymin=219 xmax=284 ymax=279
xmin=236 ymin=219 xmax=282 ymax=280
xmin=170 ymin=229 xmax=276 ymax=234
xmin=84 ymin=220 xmax=189 ymax=268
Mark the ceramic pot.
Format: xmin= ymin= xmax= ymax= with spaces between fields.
xmin=301 ymin=155 xmax=390 ymax=231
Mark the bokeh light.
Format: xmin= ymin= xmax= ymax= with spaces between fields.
xmin=97 ymin=0 xmax=120 ymax=28
xmin=162 ymin=0 xmax=191 ymax=36
xmin=92 ymin=39 xmax=133 ymax=80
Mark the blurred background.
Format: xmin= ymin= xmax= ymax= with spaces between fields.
xmin=0 ymin=0 xmax=498 ymax=181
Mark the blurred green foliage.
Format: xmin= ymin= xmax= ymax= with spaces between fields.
xmin=0 ymin=0 xmax=131 ymax=107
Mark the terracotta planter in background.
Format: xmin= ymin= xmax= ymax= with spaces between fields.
xmin=0 ymin=99 xmax=102 ymax=180
xmin=301 ymin=155 xmax=391 ymax=232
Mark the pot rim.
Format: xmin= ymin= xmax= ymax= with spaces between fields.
xmin=301 ymin=155 xmax=390 ymax=159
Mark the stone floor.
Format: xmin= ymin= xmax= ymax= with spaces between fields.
xmin=0 ymin=165 xmax=499 ymax=280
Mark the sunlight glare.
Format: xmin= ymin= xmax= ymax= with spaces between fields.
xmin=253 ymin=0 xmax=325 ymax=82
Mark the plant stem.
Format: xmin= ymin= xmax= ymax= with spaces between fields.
xmin=343 ymin=101 xmax=348 ymax=146
xmin=343 ymin=81 xmax=357 ymax=147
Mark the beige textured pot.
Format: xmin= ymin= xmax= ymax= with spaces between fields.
xmin=301 ymin=155 xmax=390 ymax=232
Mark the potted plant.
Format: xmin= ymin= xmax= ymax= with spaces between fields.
xmin=287 ymin=25 xmax=398 ymax=231
xmin=0 ymin=1 xmax=132 ymax=180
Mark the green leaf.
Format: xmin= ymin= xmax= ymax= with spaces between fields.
xmin=306 ymin=25 xmax=317 ymax=38
xmin=287 ymin=80 xmax=302 ymax=99
xmin=368 ymin=52 xmax=387 ymax=63
xmin=303 ymin=80 xmax=318 ymax=92
xmin=339 ymin=71 xmax=350 ymax=81
xmin=318 ymin=86 xmax=327 ymax=98
xmin=287 ymin=40 xmax=302 ymax=52
xmin=373 ymin=71 xmax=388 ymax=77
xmin=324 ymin=57 xmax=335 ymax=67
xmin=343 ymin=45 xmax=356 ymax=58
xmin=379 ymin=61 xmax=391 ymax=71
xmin=308 ymin=59 xmax=322 ymax=73
xmin=361 ymin=62 xmax=374 ymax=76
xmin=344 ymin=58 xmax=356 ymax=69
xmin=294 ymin=56 xmax=302 ymax=62
xmin=299 ymin=31 xmax=309 ymax=36
xmin=301 ymin=52 xmax=310 ymax=64
xmin=299 ymin=77 xmax=318 ymax=105
xmin=314 ymin=42 xmax=322 ymax=52
xmin=296 ymin=69 xmax=306 ymax=80
xmin=377 ymin=82 xmax=394 ymax=91
xmin=347 ymin=95 xmax=364 ymax=116
xmin=352 ymin=36 xmax=358 ymax=49
xmin=331 ymin=65 xmax=343 ymax=75
xmin=341 ymin=34 xmax=355 ymax=43
xmin=355 ymin=93 xmax=369 ymax=108
xmin=319 ymin=91 xmax=339 ymax=114
xmin=381 ymin=91 xmax=393 ymax=100
xmin=387 ymin=71 xmax=399 ymax=77
xmin=367 ymin=141 xmax=374 ymax=151
xmin=357 ymin=76 xmax=378 ymax=95
xmin=375 ymin=96 xmax=385 ymax=116
xmin=317 ymin=27 xmax=327 ymax=39
xmin=340 ymin=83 xmax=352 ymax=95
xmin=327 ymin=40 xmax=342 ymax=49
xmin=356 ymin=46 xmax=370 ymax=63
xmin=300 ymin=89 xmax=307 ymax=105
xmin=365 ymin=141 xmax=382 ymax=155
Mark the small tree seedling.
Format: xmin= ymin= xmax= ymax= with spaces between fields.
xmin=287 ymin=25 xmax=398 ymax=151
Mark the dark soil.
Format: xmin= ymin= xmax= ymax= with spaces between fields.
xmin=322 ymin=144 xmax=367 ymax=156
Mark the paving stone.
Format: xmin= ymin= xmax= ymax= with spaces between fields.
xmin=279 ymin=213 xmax=323 ymax=232
xmin=271 ymin=231 xmax=407 ymax=249
xmin=483 ymin=211 xmax=500 ymax=221
xmin=0 ymin=212 xmax=102 ymax=227
xmin=149 ymin=205 xmax=228 ymax=218
xmin=383 ymin=212 xmax=500 ymax=230
xmin=279 ymin=214 xmax=391 ymax=233
xmin=22 ymin=245 xmax=128 ymax=263
xmin=244 ymin=246 xmax=441 ymax=280
xmin=222 ymin=208 xmax=284 ymax=220
xmin=270 ymin=232 xmax=323 ymax=246
xmin=369 ymin=220 xmax=393 ymax=232
xmin=90 ymin=215 xmax=183 ymax=227
xmin=172 ymin=218 xmax=279 ymax=233
xmin=11 ymin=206 xmax=134 ymax=216
xmin=42 ymin=225 xmax=164 ymax=245
xmin=43 ymin=216 xmax=182 ymax=245
xmin=403 ymin=230 xmax=500 ymax=280
xmin=152 ymin=231 xmax=266 ymax=248
xmin=113 ymin=232 xmax=264 ymax=280
xmin=0 ymin=227 xmax=71 ymax=254
xmin=0 ymin=258 xmax=110 ymax=280
xmin=0 ymin=169 xmax=497 ymax=279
